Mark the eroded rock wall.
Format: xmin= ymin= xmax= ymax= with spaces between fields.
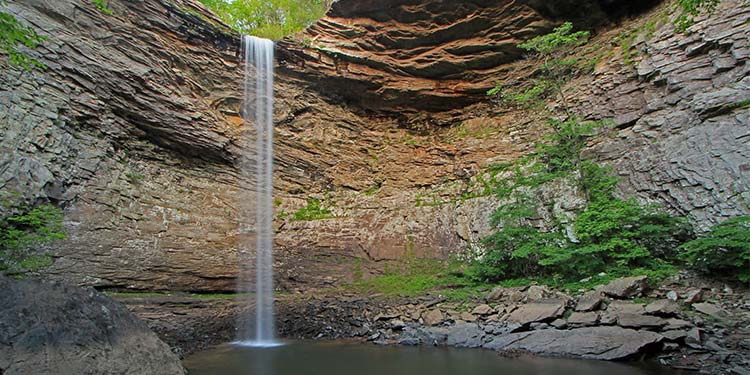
xmin=1 ymin=0 xmax=747 ymax=292
xmin=575 ymin=2 xmax=750 ymax=229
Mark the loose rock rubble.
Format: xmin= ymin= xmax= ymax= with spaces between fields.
xmin=273 ymin=275 xmax=749 ymax=373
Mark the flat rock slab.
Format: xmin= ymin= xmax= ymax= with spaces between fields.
xmin=506 ymin=299 xmax=566 ymax=325
xmin=575 ymin=291 xmax=604 ymax=312
xmin=483 ymin=326 xmax=664 ymax=360
xmin=645 ymin=300 xmax=681 ymax=316
xmin=616 ymin=313 xmax=668 ymax=329
xmin=446 ymin=323 xmax=485 ymax=348
xmin=692 ymin=303 xmax=729 ymax=318
xmin=567 ymin=312 xmax=600 ymax=327
xmin=599 ymin=276 xmax=649 ymax=298
xmin=422 ymin=309 xmax=445 ymax=326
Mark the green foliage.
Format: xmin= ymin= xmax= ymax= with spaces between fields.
xmin=489 ymin=22 xmax=590 ymax=112
xmin=198 ymin=0 xmax=329 ymax=40
xmin=292 ymin=198 xmax=334 ymax=221
xmin=544 ymin=198 xmax=691 ymax=279
xmin=535 ymin=118 xmax=596 ymax=174
xmin=517 ymin=22 xmax=590 ymax=55
xmin=0 ymin=3 xmax=46 ymax=70
xmin=91 ymin=0 xmax=113 ymax=15
xmin=125 ymin=171 xmax=144 ymax=185
xmin=1 ymin=202 xmax=65 ymax=276
xmin=472 ymin=147 xmax=691 ymax=284
xmin=347 ymin=257 xmax=483 ymax=300
xmin=679 ymin=216 xmax=750 ymax=282
xmin=674 ymin=0 xmax=720 ymax=32
xmin=470 ymin=118 xmax=688 ymax=284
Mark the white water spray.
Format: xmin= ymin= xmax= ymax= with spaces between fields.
xmin=236 ymin=35 xmax=280 ymax=348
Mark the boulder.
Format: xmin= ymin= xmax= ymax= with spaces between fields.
xmin=471 ymin=304 xmax=494 ymax=315
xmin=684 ymin=289 xmax=704 ymax=304
xmin=506 ymin=299 xmax=566 ymax=325
xmin=666 ymin=291 xmax=679 ymax=301
xmin=483 ymin=321 xmax=522 ymax=335
xmin=551 ymin=319 xmax=568 ymax=329
xmin=0 ymin=276 xmax=185 ymax=375
xmin=446 ymin=322 xmax=485 ymax=348
xmin=567 ymin=312 xmax=600 ymax=327
xmin=526 ymin=285 xmax=551 ymax=300
xmin=484 ymin=326 xmax=664 ymax=360
xmin=661 ymin=330 xmax=689 ymax=341
xmin=692 ymin=303 xmax=728 ymax=318
xmin=529 ymin=322 xmax=550 ymax=330
xmin=685 ymin=327 xmax=703 ymax=348
xmin=374 ymin=312 xmax=400 ymax=321
xmin=485 ymin=287 xmax=505 ymax=302
xmin=372 ymin=313 xmax=401 ymax=322
xmin=459 ymin=312 xmax=477 ymax=322
xmin=398 ymin=326 xmax=449 ymax=346
xmin=644 ymin=300 xmax=681 ymax=317
xmin=422 ymin=309 xmax=445 ymax=326
xmin=575 ymin=291 xmax=604 ymax=312
xmin=606 ymin=301 xmax=645 ymax=314
xmin=664 ymin=318 xmax=693 ymax=330
xmin=599 ymin=276 xmax=649 ymax=299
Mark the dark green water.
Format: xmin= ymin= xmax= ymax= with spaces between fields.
xmin=184 ymin=341 xmax=681 ymax=375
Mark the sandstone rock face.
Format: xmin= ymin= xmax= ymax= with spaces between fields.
xmin=0 ymin=276 xmax=184 ymax=374
xmin=276 ymin=0 xmax=630 ymax=115
xmin=2 ymin=0 xmax=748 ymax=292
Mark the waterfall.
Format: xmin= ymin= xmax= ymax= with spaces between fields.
xmin=236 ymin=35 xmax=280 ymax=347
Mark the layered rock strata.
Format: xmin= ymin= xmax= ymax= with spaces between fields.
xmin=0 ymin=0 xmax=747 ymax=291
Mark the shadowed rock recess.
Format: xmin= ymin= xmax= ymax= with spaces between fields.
xmin=1 ymin=0 xmax=748 ymax=292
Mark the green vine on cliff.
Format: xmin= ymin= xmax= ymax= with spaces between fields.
xmin=0 ymin=2 xmax=46 ymax=70
xmin=674 ymin=0 xmax=720 ymax=32
xmin=487 ymin=22 xmax=589 ymax=112
xmin=91 ymin=0 xmax=113 ymax=15
xmin=1 ymin=197 xmax=66 ymax=277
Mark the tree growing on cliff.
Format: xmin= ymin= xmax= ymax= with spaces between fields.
xmin=199 ymin=0 xmax=331 ymax=40
xmin=0 ymin=2 xmax=46 ymax=70
xmin=679 ymin=216 xmax=750 ymax=283
xmin=0 ymin=198 xmax=65 ymax=277
xmin=487 ymin=22 xmax=589 ymax=113
xmin=473 ymin=23 xmax=691 ymax=287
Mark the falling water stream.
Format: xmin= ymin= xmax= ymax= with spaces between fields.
xmin=236 ymin=35 xmax=280 ymax=347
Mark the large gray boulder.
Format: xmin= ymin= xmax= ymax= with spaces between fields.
xmin=0 ymin=276 xmax=185 ymax=375
xmin=483 ymin=326 xmax=664 ymax=360
xmin=599 ymin=276 xmax=649 ymax=299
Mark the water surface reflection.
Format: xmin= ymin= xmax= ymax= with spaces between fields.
xmin=184 ymin=340 xmax=682 ymax=375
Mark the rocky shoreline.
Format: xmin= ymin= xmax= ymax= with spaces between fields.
xmin=117 ymin=274 xmax=749 ymax=374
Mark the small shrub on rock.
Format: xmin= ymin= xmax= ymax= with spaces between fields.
xmin=679 ymin=216 xmax=750 ymax=283
xmin=1 ymin=202 xmax=65 ymax=276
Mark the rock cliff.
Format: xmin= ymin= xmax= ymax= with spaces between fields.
xmin=1 ymin=0 xmax=747 ymax=291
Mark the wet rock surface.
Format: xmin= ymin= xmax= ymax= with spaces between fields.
xmin=0 ymin=276 xmax=185 ymax=375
